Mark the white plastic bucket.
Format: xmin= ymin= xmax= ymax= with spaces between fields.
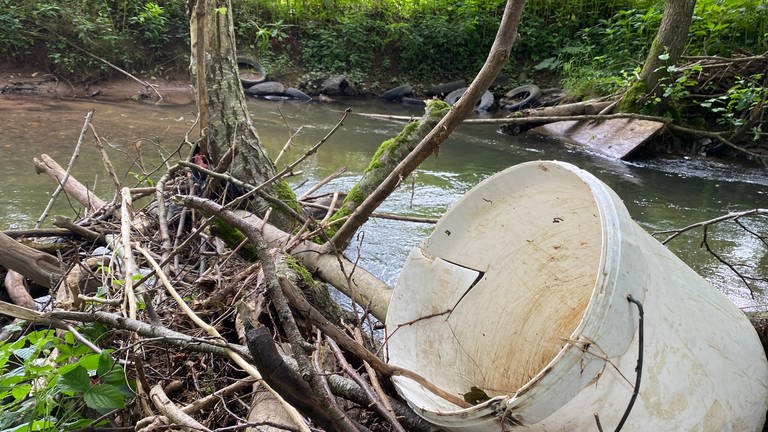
xmin=385 ymin=161 xmax=768 ymax=431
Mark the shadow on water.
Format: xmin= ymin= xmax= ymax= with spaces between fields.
xmin=0 ymin=96 xmax=766 ymax=309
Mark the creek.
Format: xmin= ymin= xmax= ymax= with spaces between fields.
xmin=0 ymin=96 xmax=766 ymax=310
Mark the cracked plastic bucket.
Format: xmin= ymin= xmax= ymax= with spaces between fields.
xmin=385 ymin=160 xmax=768 ymax=431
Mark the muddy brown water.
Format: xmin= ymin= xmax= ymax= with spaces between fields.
xmin=0 ymin=95 xmax=766 ymax=309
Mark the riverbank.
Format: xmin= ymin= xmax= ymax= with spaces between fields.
xmin=0 ymin=66 xmax=197 ymax=105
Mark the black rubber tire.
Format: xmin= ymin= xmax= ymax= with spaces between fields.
xmin=379 ymin=84 xmax=413 ymax=101
xmin=400 ymin=97 xmax=425 ymax=107
xmin=500 ymin=84 xmax=541 ymax=111
xmin=426 ymin=80 xmax=466 ymax=97
xmin=444 ymin=87 xmax=495 ymax=112
xmin=285 ymin=87 xmax=312 ymax=101
xmin=237 ymin=56 xmax=266 ymax=86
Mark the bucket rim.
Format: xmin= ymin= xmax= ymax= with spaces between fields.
xmin=387 ymin=160 xmax=642 ymax=427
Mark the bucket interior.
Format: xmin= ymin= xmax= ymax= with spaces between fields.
xmin=387 ymin=162 xmax=604 ymax=403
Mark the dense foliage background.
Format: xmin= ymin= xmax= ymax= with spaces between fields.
xmin=1 ymin=0 xmax=766 ymax=95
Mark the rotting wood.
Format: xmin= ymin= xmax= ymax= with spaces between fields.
xmin=0 ymin=231 xmax=63 ymax=288
xmin=4 ymin=270 xmax=36 ymax=310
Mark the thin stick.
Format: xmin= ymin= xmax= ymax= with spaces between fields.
xmin=223 ymin=108 xmax=352 ymax=210
xmin=320 ymin=192 xmax=341 ymax=225
xmin=274 ymin=125 xmax=304 ymax=166
xmin=301 ymin=202 xmax=438 ymax=224
xmin=35 ymin=110 xmax=94 ymax=228
xmin=654 ymin=208 xmax=767 ymax=244
xmin=90 ymin=123 xmax=122 ymax=201
xmin=64 ymin=42 xmax=163 ymax=102
xmin=327 ymin=336 xmax=406 ymax=432
xmin=119 ymin=188 xmax=139 ymax=321
xmin=181 ymin=379 xmax=255 ymax=415
xmin=353 ymin=327 xmax=395 ymax=415
xmin=298 ymin=166 xmax=347 ymax=200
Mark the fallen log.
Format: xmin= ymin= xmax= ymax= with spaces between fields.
xmin=4 ymin=270 xmax=36 ymax=310
xmin=0 ymin=231 xmax=63 ymax=288
xmin=33 ymin=153 xmax=108 ymax=215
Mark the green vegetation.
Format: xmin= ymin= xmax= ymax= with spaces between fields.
xmin=0 ymin=0 xmax=188 ymax=79
xmin=0 ymin=327 xmax=133 ymax=431
xmin=2 ymin=0 xmax=765 ymax=92
xmin=0 ymin=0 xmax=765 ymax=150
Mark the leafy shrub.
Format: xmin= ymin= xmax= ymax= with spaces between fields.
xmin=0 ymin=328 xmax=133 ymax=431
xmin=129 ymin=2 xmax=170 ymax=50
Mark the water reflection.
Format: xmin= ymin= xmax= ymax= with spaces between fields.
xmin=0 ymin=96 xmax=765 ymax=309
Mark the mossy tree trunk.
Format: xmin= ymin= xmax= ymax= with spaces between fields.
xmin=326 ymin=100 xmax=450 ymax=242
xmin=618 ymin=0 xmax=697 ymax=114
xmin=189 ymin=0 xmax=300 ymax=230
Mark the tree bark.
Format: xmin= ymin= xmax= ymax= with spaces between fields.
xmin=188 ymin=0 xmax=300 ymax=230
xmin=0 ymin=232 xmax=63 ymax=288
xmin=326 ymin=100 xmax=450 ymax=241
xmin=619 ymin=0 xmax=697 ymax=113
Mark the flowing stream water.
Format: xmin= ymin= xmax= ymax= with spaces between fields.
xmin=1 ymin=96 xmax=766 ymax=310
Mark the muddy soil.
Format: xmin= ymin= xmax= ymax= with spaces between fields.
xmin=0 ymin=67 xmax=196 ymax=105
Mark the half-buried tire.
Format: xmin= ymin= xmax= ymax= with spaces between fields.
xmin=237 ymin=56 xmax=266 ymax=86
xmin=444 ymin=87 xmax=495 ymax=112
xmin=500 ymin=84 xmax=541 ymax=111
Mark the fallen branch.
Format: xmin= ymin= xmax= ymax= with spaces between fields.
xmin=52 ymin=215 xmax=102 ymax=242
xmin=328 ymin=0 xmax=526 ymax=250
xmin=33 ymin=153 xmax=108 ymax=215
xmin=654 ymin=208 xmax=768 ymax=296
xmin=4 ymin=270 xmax=36 ymax=310
xmin=148 ymin=385 xmax=211 ymax=432
xmin=178 ymin=196 xmax=393 ymax=322
xmin=34 ymin=110 xmax=95 ymax=227
xmin=654 ymin=208 xmax=767 ymax=244
xmin=1 ymin=228 xmax=71 ymax=238
xmin=0 ymin=231 xmax=63 ymax=288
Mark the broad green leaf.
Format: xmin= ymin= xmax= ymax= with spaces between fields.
xmin=63 ymin=332 xmax=75 ymax=345
xmin=58 ymin=366 xmax=90 ymax=394
xmin=101 ymin=367 xmax=127 ymax=388
xmin=84 ymin=384 xmax=125 ymax=412
xmin=2 ymin=321 xmax=25 ymax=333
xmin=96 ymin=351 xmax=115 ymax=376
xmin=13 ymin=346 xmax=37 ymax=361
xmin=11 ymin=383 xmax=30 ymax=401
xmin=75 ymin=353 xmax=102 ymax=372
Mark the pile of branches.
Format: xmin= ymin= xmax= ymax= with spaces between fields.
xmin=0 ymin=113 xmax=441 ymax=431
xmin=669 ymin=52 xmax=767 ymax=157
